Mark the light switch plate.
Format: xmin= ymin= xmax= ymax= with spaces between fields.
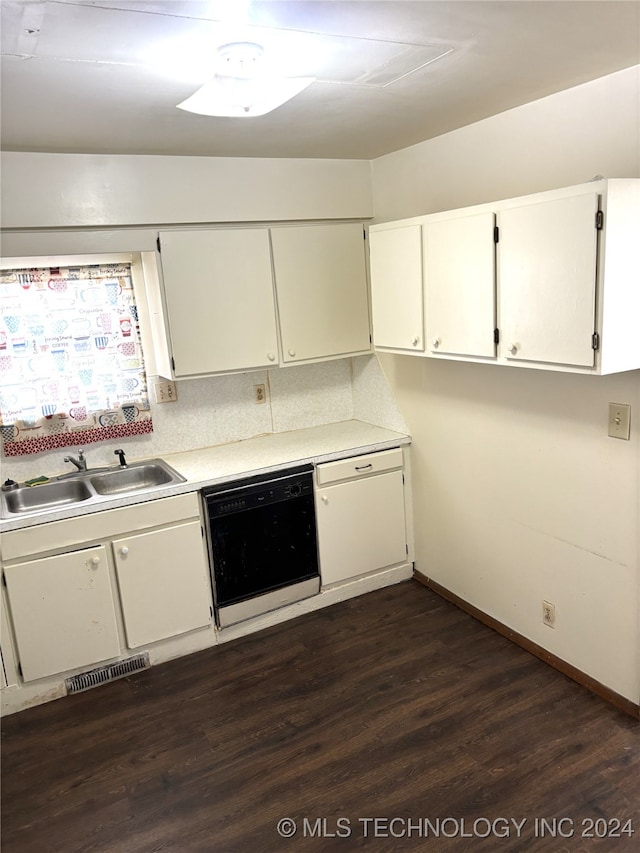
xmin=608 ymin=403 xmax=631 ymax=440
xmin=154 ymin=378 xmax=177 ymax=403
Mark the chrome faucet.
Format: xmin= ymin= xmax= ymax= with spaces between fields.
xmin=114 ymin=449 xmax=127 ymax=467
xmin=64 ymin=448 xmax=87 ymax=471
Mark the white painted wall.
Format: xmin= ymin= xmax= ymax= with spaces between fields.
xmin=0 ymin=153 xmax=372 ymax=228
xmin=373 ymin=67 xmax=640 ymax=702
xmin=373 ymin=66 xmax=640 ymax=220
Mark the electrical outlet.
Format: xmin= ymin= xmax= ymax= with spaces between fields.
xmin=254 ymin=383 xmax=267 ymax=404
xmin=154 ymin=378 xmax=177 ymax=403
xmin=542 ymin=600 xmax=556 ymax=628
xmin=608 ymin=403 xmax=630 ymax=440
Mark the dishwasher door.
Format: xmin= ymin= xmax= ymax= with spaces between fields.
xmin=202 ymin=466 xmax=320 ymax=627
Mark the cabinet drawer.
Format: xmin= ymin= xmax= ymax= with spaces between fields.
xmin=316 ymin=448 xmax=403 ymax=486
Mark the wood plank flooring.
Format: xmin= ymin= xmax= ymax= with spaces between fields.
xmin=2 ymin=580 xmax=638 ymax=852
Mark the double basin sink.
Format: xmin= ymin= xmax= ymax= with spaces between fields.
xmin=1 ymin=459 xmax=186 ymax=516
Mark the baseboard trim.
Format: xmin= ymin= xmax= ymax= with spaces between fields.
xmin=414 ymin=572 xmax=639 ymax=721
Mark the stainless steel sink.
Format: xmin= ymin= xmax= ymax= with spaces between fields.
xmin=3 ymin=479 xmax=94 ymax=514
xmin=55 ymin=465 xmax=112 ymax=480
xmin=1 ymin=458 xmax=186 ymax=516
xmin=89 ymin=462 xmax=178 ymax=495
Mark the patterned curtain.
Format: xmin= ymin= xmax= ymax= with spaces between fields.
xmin=0 ymin=263 xmax=153 ymax=456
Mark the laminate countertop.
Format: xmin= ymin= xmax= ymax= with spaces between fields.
xmin=0 ymin=420 xmax=411 ymax=533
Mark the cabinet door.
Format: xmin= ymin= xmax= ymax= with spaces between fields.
xmin=424 ymin=211 xmax=496 ymax=357
xmin=369 ymin=224 xmax=424 ymax=352
xmin=158 ymin=229 xmax=279 ymax=376
xmin=3 ymin=546 xmax=120 ymax=682
xmin=271 ymin=223 xmax=371 ymax=362
xmin=498 ymin=192 xmax=599 ymax=367
xmin=113 ymin=520 xmax=211 ymax=648
xmin=315 ymin=470 xmax=407 ymax=586
xmin=0 ymin=595 xmax=17 ymax=688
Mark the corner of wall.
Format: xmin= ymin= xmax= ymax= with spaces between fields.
xmin=350 ymin=353 xmax=409 ymax=433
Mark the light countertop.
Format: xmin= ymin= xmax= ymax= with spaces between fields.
xmin=1 ymin=420 xmax=410 ymax=533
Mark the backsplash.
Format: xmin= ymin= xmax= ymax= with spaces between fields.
xmin=2 ymin=354 xmax=407 ymax=483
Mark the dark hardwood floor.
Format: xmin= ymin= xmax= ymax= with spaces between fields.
xmin=1 ymin=580 xmax=638 ymax=853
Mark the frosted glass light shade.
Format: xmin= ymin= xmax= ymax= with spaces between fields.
xmin=177 ymin=63 xmax=315 ymax=118
xmin=177 ymin=73 xmax=314 ymax=117
xmin=176 ymin=41 xmax=314 ymax=117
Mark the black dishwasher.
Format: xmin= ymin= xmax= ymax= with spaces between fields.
xmin=202 ymin=465 xmax=320 ymax=627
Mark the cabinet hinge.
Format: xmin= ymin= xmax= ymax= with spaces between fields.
xmin=406 ymin=543 xmax=409 ymax=556
xmin=402 ymin=472 xmax=405 ymax=485
xmin=493 ymin=328 xmax=500 ymax=345
xmin=592 ymin=332 xmax=600 ymax=351
xmin=595 ymin=210 xmax=604 ymax=231
xmin=171 ymin=356 xmax=176 ymax=372
xmin=210 ymin=605 xmax=213 ymax=619
xmin=1 ymin=572 xmax=6 ymax=587
xmin=156 ymin=236 xmax=161 ymax=252
xmin=493 ymin=226 xmax=500 ymax=243
xmin=201 ymin=524 xmax=204 ymax=538
xmin=17 ymin=663 xmax=23 ymax=678
xmin=363 ymin=226 xmax=366 ymax=240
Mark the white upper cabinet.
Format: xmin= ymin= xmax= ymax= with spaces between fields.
xmin=597 ymin=180 xmax=640 ymax=375
xmin=498 ymin=192 xmax=599 ymax=368
xmin=158 ymin=228 xmax=279 ymax=377
xmin=368 ymin=179 xmax=639 ymax=375
xmin=369 ymin=223 xmax=424 ymax=352
xmin=270 ymin=223 xmax=371 ymax=363
xmin=424 ymin=211 xmax=496 ymax=358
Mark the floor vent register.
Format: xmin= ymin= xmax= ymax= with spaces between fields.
xmin=65 ymin=653 xmax=150 ymax=694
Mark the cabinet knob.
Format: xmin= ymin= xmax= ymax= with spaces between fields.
xmin=507 ymin=343 xmax=518 ymax=355
xmin=90 ymin=556 xmax=100 ymax=567
xmin=120 ymin=546 xmax=129 ymax=557
xmin=321 ymin=495 xmax=329 ymax=505
xmin=432 ymin=338 xmax=441 ymax=349
xmin=288 ymin=348 xmax=296 ymax=357
xmin=267 ymin=352 xmax=276 ymax=362
xmin=412 ymin=336 xmax=420 ymax=347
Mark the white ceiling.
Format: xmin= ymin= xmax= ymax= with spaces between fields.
xmin=1 ymin=0 xmax=639 ymax=160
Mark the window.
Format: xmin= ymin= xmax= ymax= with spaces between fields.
xmin=0 ymin=259 xmax=153 ymax=456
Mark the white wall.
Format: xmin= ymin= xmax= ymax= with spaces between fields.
xmin=373 ymin=66 xmax=640 ymax=220
xmin=372 ymin=66 xmax=640 ymax=703
xmin=0 ymin=153 xmax=372 ymax=228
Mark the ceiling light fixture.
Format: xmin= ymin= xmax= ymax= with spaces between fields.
xmin=176 ymin=41 xmax=315 ymax=118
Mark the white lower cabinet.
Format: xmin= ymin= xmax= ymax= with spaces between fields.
xmin=113 ymin=520 xmax=211 ymax=648
xmin=1 ymin=493 xmax=212 ymax=684
xmin=315 ymin=449 xmax=408 ymax=586
xmin=3 ymin=546 xmax=120 ymax=682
